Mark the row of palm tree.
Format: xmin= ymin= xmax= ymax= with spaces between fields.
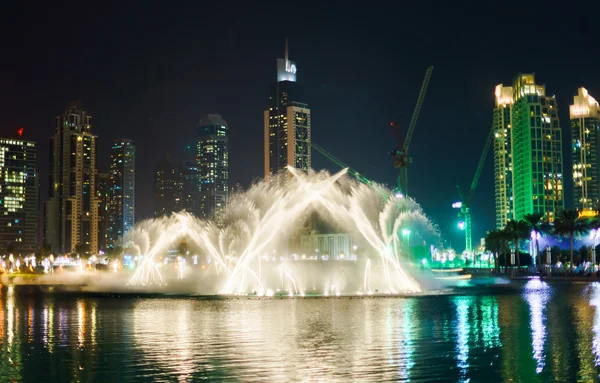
xmin=485 ymin=209 xmax=596 ymax=271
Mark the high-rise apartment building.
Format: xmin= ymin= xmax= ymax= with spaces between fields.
xmin=45 ymin=101 xmax=99 ymax=254
xmin=0 ymin=130 xmax=37 ymax=255
xmin=108 ymin=139 xmax=135 ymax=247
xmin=97 ymin=172 xmax=109 ymax=251
xmin=264 ymin=41 xmax=311 ymax=179
xmin=493 ymin=85 xmax=514 ymax=229
xmin=570 ymin=87 xmax=600 ymax=212
xmin=154 ymin=157 xmax=182 ymax=217
xmin=181 ymin=160 xmax=201 ymax=217
xmin=197 ymin=114 xmax=228 ymax=221
xmin=510 ymin=74 xmax=564 ymax=221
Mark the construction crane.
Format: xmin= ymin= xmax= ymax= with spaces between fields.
xmin=390 ymin=66 xmax=434 ymax=197
xmin=311 ymin=142 xmax=371 ymax=185
xmin=454 ymin=126 xmax=494 ymax=254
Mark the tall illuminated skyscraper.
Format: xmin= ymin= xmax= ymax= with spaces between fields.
xmin=97 ymin=172 xmax=109 ymax=250
xmin=511 ymin=74 xmax=564 ymax=221
xmin=46 ymin=101 xmax=99 ymax=255
xmin=197 ymin=114 xmax=228 ymax=222
xmin=154 ymin=156 xmax=182 ymax=217
xmin=264 ymin=40 xmax=311 ymax=179
xmin=108 ymin=139 xmax=135 ymax=247
xmin=493 ymin=84 xmax=514 ymax=229
xmin=0 ymin=130 xmax=37 ymax=255
xmin=570 ymin=87 xmax=600 ymax=211
xmin=181 ymin=160 xmax=201 ymax=217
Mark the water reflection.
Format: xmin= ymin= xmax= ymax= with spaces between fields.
xmin=590 ymin=283 xmax=600 ymax=366
xmin=454 ymin=296 xmax=471 ymax=382
xmin=523 ymin=279 xmax=552 ymax=374
xmin=3 ymin=284 xmax=600 ymax=382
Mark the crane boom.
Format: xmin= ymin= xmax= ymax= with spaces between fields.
xmin=311 ymin=142 xmax=371 ymax=185
xmin=454 ymin=125 xmax=494 ymax=254
xmin=404 ymin=66 xmax=434 ymax=153
xmin=467 ymin=125 xmax=494 ymax=206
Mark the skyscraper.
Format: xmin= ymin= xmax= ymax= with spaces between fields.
xmin=0 ymin=129 xmax=37 ymax=255
xmin=571 ymin=87 xmax=600 ymax=212
xmin=108 ymin=139 xmax=135 ymax=247
xmin=264 ymin=41 xmax=311 ymax=179
xmin=97 ymin=172 xmax=109 ymax=251
xmin=197 ymin=114 xmax=228 ymax=221
xmin=46 ymin=101 xmax=99 ymax=255
xmin=511 ymin=74 xmax=564 ymax=221
xmin=154 ymin=156 xmax=182 ymax=217
xmin=181 ymin=160 xmax=201 ymax=217
xmin=493 ymin=85 xmax=514 ymax=229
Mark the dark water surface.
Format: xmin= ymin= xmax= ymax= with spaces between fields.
xmin=1 ymin=280 xmax=600 ymax=382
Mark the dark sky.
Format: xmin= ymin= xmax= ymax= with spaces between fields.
xmin=1 ymin=2 xmax=599 ymax=251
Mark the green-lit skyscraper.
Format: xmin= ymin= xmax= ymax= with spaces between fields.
xmin=493 ymin=84 xmax=514 ymax=229
xmin=511 ymin=74 xmax=564 ymax=222
xmin=570 ymin=87 xmax=600 ymax=211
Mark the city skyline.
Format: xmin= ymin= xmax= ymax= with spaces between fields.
xmin=3 ymin=4 xmax=600 ymax=249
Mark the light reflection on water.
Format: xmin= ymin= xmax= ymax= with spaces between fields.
xmin=523 ymin=279 xmax=552 ymax=374
xmin=0 ymin=284 xmax=600 ymax=381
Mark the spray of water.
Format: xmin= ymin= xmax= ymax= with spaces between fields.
xmin=128 ymin=167 xmax=439 ymax=295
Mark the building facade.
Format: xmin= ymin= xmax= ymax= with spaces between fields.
xmin=181 ymin=160 xmax=202 ymax=217
xmin=108 ymin=139 xmax=135 ymax=247
xmin=493 ymin=84 xmax=514 ymax=229
xmin=97 ymin=172 xmax=109 ymax=251
xmin=197 ymin=114 xmax=228 ymax=222
xmin=511 ymin=74 xmax=564 ymax=221
xmin=300 ymin=231 xmax=357 ymax=261
xmin=45 ymin=101 xmax=99 ymax=254
xmin=154 ymin=157 xmax=182 ymax=217
xmin=0 ymin=131 xmax=37 ymax=255
xmin=264 ymin=41 xmax=311 ymax=179
xmin=570 ymin=87 xmax=600 ymax=212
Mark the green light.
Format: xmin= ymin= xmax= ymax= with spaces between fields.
xmin=421 ymin=258 xmax=427 ymax=264
xmin=402 ymin=229 xmax=411 ymax=236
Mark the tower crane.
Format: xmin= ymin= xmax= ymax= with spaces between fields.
xmin=390 ymin=66 xmax=434 ymax=196
xmin=311 ymin=142 xmax=372 ymax=185
xmin=454 ymin=125 xmax=494 ymax=254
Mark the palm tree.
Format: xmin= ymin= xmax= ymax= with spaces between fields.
xmin=553 ymin=209 xmax=593 ymax=268
xmin=503 ymin=220 xmax=529 ymax=269
xmin=523 ymin=213 xmax=551 ymax=268
xmin=485 ymin=230 xmax=502 ymax=273
xmin=485 ymin=230 xmax=508 ymax=273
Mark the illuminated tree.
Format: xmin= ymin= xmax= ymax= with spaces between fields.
xmin=502 ymin=220 xmax=529 ymax=269
xmin=523 ymin=213 xmax=551 ymax=268
xmin=553 ymin=209 xmax=592 ymax=268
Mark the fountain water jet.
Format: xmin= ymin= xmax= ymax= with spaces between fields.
xmin=128 ymin=167 xmax=439 ymax=295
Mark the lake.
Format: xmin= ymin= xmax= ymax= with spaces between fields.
xmin=0 ymin=280 xmax=599 ymax=382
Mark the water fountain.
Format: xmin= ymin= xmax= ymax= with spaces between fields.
xmin=128 ymin=167 xmax=439 ymax=295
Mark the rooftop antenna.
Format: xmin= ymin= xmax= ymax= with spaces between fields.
xmin=285 ymin=38 xmax=289 ymax=63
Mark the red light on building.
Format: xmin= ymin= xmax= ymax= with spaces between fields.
xmin=17 ymin=128 xmax=24 ymax=137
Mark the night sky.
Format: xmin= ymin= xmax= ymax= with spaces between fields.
xmin=2 ymin=3 xmax=599 ymax=250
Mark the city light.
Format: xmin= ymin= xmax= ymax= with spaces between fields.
xmin=458 ymin=221 xmax=465 ymax=230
